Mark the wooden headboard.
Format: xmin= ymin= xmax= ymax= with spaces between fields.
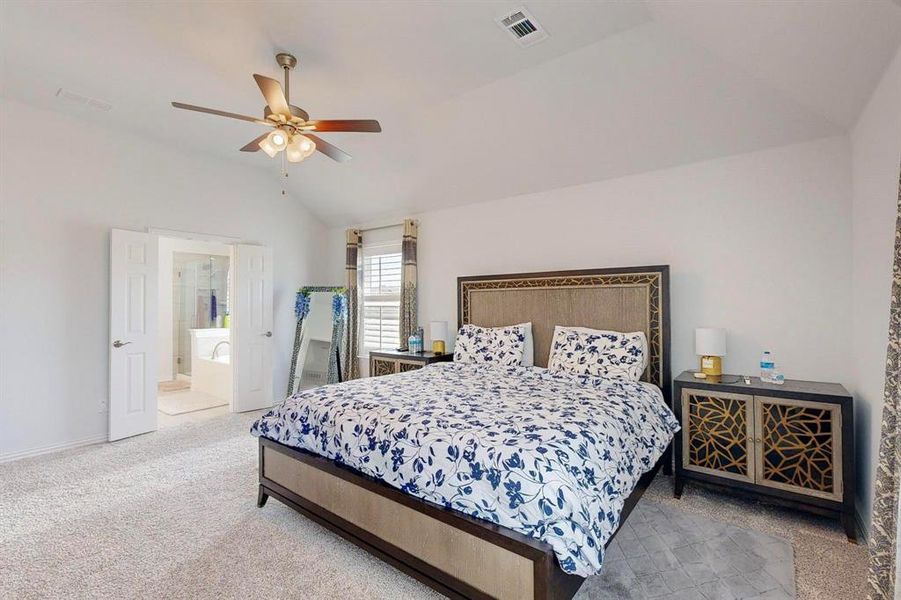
xmin=458 ymin=266 xmax=670 ymax=405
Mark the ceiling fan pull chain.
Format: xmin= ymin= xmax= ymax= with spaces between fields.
xmin=281 ymin=153 xmax=288 ymax=196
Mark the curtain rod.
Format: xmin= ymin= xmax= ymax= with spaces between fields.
xmin=359 ymin=222 xmax=403 ymax=233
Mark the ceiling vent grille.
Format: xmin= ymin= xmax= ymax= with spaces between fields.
xmin=56 ymin=88 xmax=113 ymax=112
xmin=496 ymin=7 xmax=548 ymax=48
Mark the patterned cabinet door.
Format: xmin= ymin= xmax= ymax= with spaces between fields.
xmin=370 ymin=357 xmax=398 ymax=378
xmin=398 ymin=360 xmax=424 ymax=373
xmin=754 ymin=397 xmax=842 ymax=501
xmin=682 ymin=390 xmax=755 ymax=483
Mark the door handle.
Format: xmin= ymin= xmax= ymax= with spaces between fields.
xmin=112 ymin=340 xmax=131 ymax=348
xmin=262 ymin=331 xmax=272 ymax=337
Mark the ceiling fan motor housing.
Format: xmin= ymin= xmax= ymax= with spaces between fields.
xmin=264 ymin=105 xmax=309 ymax=122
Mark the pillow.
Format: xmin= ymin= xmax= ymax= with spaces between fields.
xmin=547 ymin=326 xmax=648 ymax=382
xmin=516 ymin=322 xmax=535 ymax=367
xmin=453 ymin=324 xmax=526 ymax=366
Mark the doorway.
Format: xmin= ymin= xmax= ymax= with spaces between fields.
xmin=157 ymin=238 xmax=233 ymax=427
xmin=108 ymin=228 xmax=274 ymax=441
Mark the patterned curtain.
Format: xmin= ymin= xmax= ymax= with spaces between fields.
xmin=868 ymin=161 xmax=901 ymax=600
xmin=343 ymin=229 xmax=362 ymax=380
xmin=399 ymin=219 xmax=418 ymax=350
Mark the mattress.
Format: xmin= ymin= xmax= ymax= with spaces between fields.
xmin=251 ymin=362 xmax=679 ymax=576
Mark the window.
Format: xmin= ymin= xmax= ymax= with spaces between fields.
xmin=361 ymin=243 xmax=401 ymax=352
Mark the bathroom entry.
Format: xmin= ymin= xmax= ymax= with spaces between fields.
xmin=172 ymin=253 xmax=230 ymax=377
xmin=157 ymin=239 xmax=233 ymax=425
xmin=108 ymin=228 xmax=275 ymax=441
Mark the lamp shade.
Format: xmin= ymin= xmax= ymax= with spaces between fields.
xmin=430 ymin=321 xmax=448 ymax=343
xmin=695 ymin=327 xmax=726 ymax=356
xmin=259 ymin=130 xmax=288 ymax=158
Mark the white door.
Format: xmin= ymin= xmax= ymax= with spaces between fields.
xmin=109 ymin=229 xmax=158 ymax=440
xmin=233 ymin=244 xmax=273 ymax=412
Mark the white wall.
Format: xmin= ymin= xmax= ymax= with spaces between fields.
xmin=0 ymin=99 xmax=327 ymax=459
xmin=328 ymin=136 xmax=853 ymax=386
xmin=850 ymin=47 xmax=901 ymax=535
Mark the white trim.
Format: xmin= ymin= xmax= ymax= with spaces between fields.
xmin=149 ymin=227 xmax=242 ymax=243
xmin=0 ymin=433 xmax=107 ymax=464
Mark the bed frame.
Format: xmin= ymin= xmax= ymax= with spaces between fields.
xmin=257 ymin=265 xmax=671 ymax=600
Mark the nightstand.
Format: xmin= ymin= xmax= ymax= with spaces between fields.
xmin=673 ymin=370 xmax=856 ymax=542
xmin=368 ymin=349 xmax=453 ymax=377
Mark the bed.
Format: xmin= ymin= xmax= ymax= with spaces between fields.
xmin=253 ymin=266 xmax=673 ymax=600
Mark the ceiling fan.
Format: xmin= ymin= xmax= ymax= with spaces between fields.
xmin=171 ymin=53 xmax=381 ymax=164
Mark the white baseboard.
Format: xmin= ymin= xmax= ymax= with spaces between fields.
xmin=0 ymin=433 xmax=108 ymax=464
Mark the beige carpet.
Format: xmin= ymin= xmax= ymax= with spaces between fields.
xmin=0 ymin=412 xmax=866 ymax=599
xmin=157 ymin=389 xmax=227 ymax=415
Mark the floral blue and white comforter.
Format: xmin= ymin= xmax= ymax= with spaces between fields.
xmin=251 ymin=362 xmax=679 ymax=577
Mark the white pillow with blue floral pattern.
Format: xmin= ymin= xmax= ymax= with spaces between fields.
xmin=547 ymin=325 xmax=648 ymax=382
xmin=453 ymin=324 xmax=526 ymax=366
xmin=516 ymin=322 xmax=534 ymax=367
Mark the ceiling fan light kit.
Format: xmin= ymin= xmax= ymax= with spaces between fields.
xmin=171 ymin=53 xmax=381 ymax=165
xmin=286 ymin=134 xmax=316 ymax=163
xmin=259 ymin=129 xmax=289 ymax=158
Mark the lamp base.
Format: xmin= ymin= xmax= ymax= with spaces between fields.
xmin=432 ymin=340 xmax=445 ymax=355
xmin=700 ymin=355 xmax=722 ymax=377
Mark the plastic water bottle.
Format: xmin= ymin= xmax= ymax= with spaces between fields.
xmin=409 ymin=328 xmax=423 ymax=353
xmin=760 ymin=351 xmax=775 ymax=383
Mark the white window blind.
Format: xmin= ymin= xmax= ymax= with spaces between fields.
xmin=361 ymin=242 xmax=402 ymax=352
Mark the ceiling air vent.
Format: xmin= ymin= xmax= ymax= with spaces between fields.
xmin=56 ymin=88 xmax=113 ymax=112
xmin=496 ymin=7 xmax=548 ymax=48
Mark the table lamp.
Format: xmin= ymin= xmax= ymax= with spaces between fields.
xmin=695 ymin=327 xmax=726 ymax=377
xmin=430 ymin=321 xmax=448 ymax=354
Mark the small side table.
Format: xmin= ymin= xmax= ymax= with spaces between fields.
xmin=673 ymin=370 xmax=856 ymax=541
xmin=368 ymin=348 xmax=453 ymax=377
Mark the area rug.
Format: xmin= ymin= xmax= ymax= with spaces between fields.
xmin=157 ymin=389 xmax=227 ymax=415
xmin=158 ymin=379 xmax=191 ymax=393
xmin=578 ymin=501 xmax=795 ymax=599
xmin=1 ymin=412 xmax=804 ymax=599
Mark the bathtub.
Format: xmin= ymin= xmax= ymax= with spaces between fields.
xmin=189 ymin=328 xmax=233 ymax=402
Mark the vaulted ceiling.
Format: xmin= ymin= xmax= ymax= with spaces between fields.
xmin=2 ymin=1 xmax=900 ymax=225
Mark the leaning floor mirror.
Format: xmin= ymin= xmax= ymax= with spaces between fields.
xmin=286 ymin=286 xmax=348 ymax=396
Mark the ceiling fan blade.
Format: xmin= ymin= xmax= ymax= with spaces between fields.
xmin=253 ymin=74 xmax=291 ymax=118
xmin=304 ymin=119 xmax=382 ymax=133
xmin=306 ymin=134 xmax=351 ymax=163
xmin=239 ymin=132 xmax=270 ymax=152
xmin=171 ymin=102 xmax=272 ymax=126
